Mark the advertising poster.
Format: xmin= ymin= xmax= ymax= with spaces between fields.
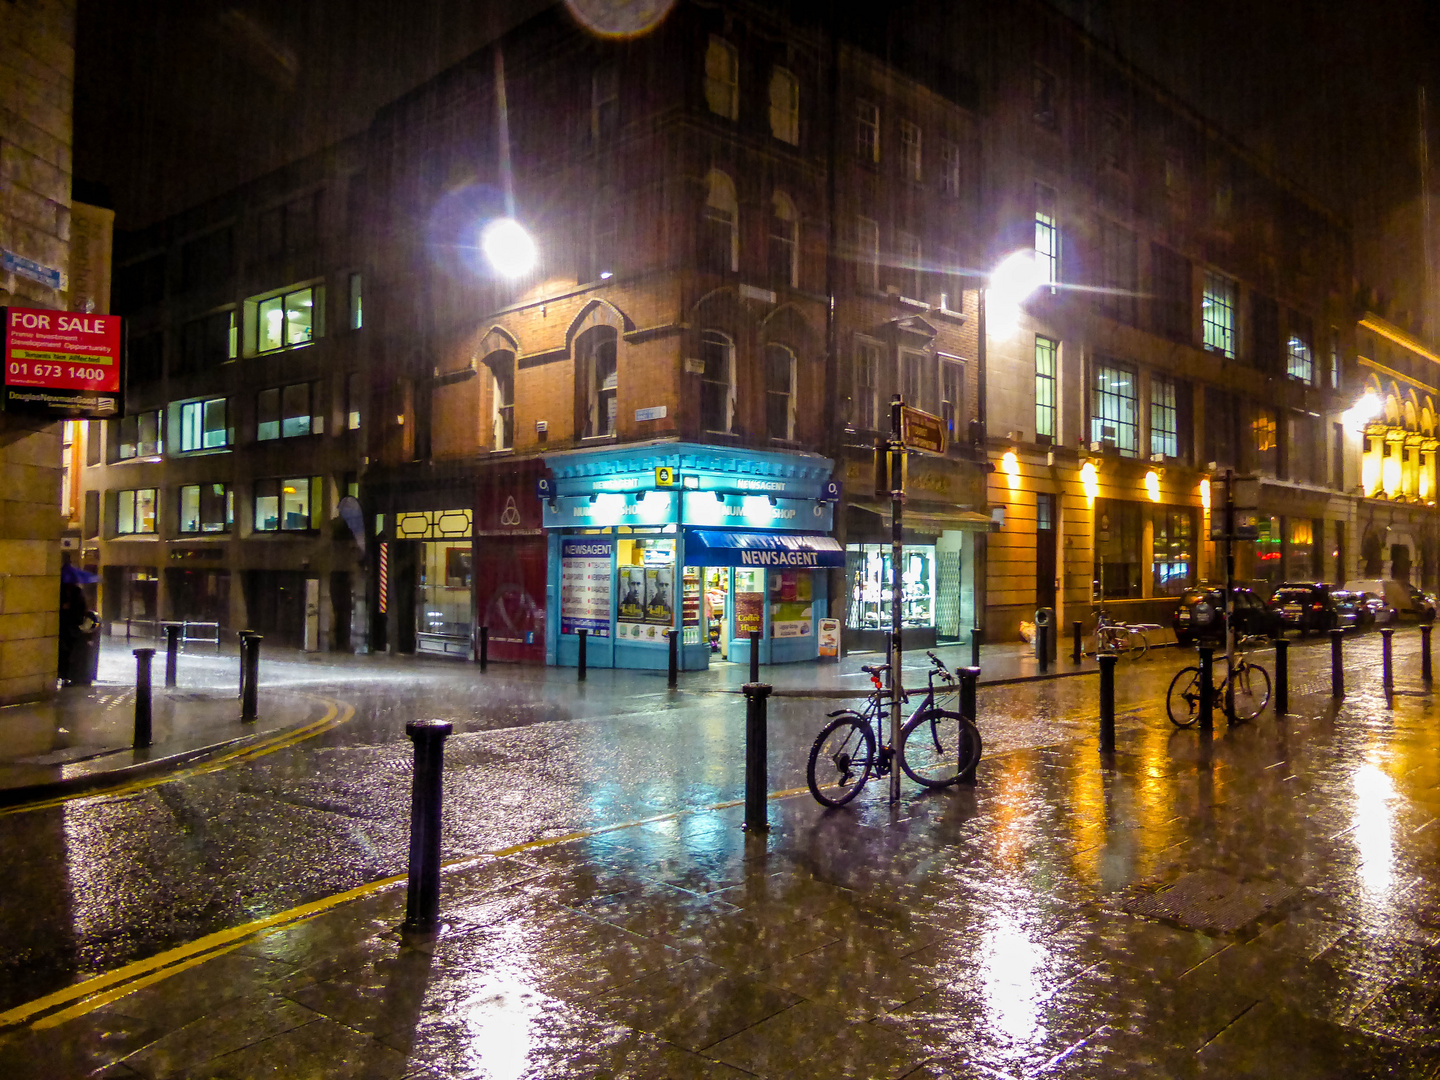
xmin=560 ymin=538 xmax=612 ymax=636
xmin=818 ymin=618 xmax=840 ymax=657
xmin=2 ymin=307 xmax=123 ymax=417
xmin=617 ymin=565 xmax=646 ymax=624
xmin=645 ymin=566 xmax=674 ymax=625
xmin=734 ymin=591 xmax=763 ymax=636
xmin=771 ymin=601 xmax=814 ymax=637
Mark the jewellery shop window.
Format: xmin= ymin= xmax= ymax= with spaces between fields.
xmin=615 ymin=536 xmax=675 ymax=643
xmin=845 ymin=543 xmax=936 ymax=630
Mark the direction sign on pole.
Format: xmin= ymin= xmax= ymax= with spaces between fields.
xmin=900 ymin=406 xmax=947 ymax=455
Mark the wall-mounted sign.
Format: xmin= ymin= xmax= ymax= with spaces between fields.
xmin=2 ymin=306 xmax=123 ymax=417
xmin=655 ymin=466 xmax=677 ymax=487
xmin=900 ymin=405 xmax=947 ymax=455
xmin=822 ymin=480 xmax=843 ymax=502
xmin=2 ymin=251 xmax=64 ymax=291
xmin=560 ymin=538 xmax=612 ymax=636
xmin=543 ymin=490 xmax=678 ymax=528
xmin=635 ymin=405 xmax=667 ymax=422
xmin=682 ymin=491 xmax=833 ymax=532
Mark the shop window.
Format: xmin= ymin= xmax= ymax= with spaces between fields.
xmin=485 ymin=351 xmax=515 ymax=450
xmin=116 ymin=409 xmax=163 ymax=460
xmin=256 ymin=381 xmax=323 ymax=441
xmin=616 ymin=537 xmax=675 ymax=642
xmin=1091 ymin=361 xmax=1137 ymax=456
xmin=1034 ymin=336 xmax=1056 ymax=442
xmin=179 ymin=482 xmax=232 ymax=534
xmin=418 ymin=540 xmax=473 ymax=641
xmin=702 ymin=170 xmax=739 ymax=273
xmin=251 ymin=285 xmax=318 ymax=354
xmin=765 ymin=344 xmax=796 ymax=441
xmin=769 ymin=67 xmax=799 ymax=145
xmin=1152 ymin=506 xmax=1195 ymax=596
xmin=1035 ymin=183 xmax=1059 ymax=287
xmin=117 ymin=488 xmax=157 ymax=535
xmin=855 ymin=216 xmax=879 ymax=290
xmin=1150 ymin=376 xmax=1179 ymax=459
xmin=704 ymin=36 xmax=738 ymax=120
xmin=578 ymin=326 xmax=618 ymax=439
xmin=1288 ymin=518 xmax=1317 ymax=580
xmin=179 ymin=397 xmax=228 ymax=452
xmin=699 ymin=330 xmax=735 ymax=434
xmin=1254 ymin=515 xmax=1282 ymax=586
xmin=1202 ymin=271 xmax=1236 ymax=358
xmin=769 ymin=191 xmax=798 ymax=288
xmin=592 ymin=63 xmax=618 ymax=143
xmin=1094 ymin=499 xmax=1142 ymax=599
xmin=845 ymin=543 xmax=935 ymax=631
xmin=856 ymin=99 xmax=880 ymax=163
xmin=254 ymin=476 xmax=321 ymax=532
xmin=900 ymin=120 xmax=922 ymax=181
xmin=853 ymin=339 xmax=881 ymax=431
xmin=770 ymin=569 xmax=814 ymax=638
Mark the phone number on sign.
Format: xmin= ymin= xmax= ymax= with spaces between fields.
xmin=8 ymin=361 xmax=110 ymax=382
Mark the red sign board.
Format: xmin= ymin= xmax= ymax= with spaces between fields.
xmin=2 ymin=306 xmax=123 ymax=417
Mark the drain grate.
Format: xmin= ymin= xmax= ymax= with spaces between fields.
xmin=1123 ymin=869 xmax=1297 ymax=933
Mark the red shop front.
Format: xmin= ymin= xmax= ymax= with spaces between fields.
xmin=474 ymin=461 xmax=548 ymax=664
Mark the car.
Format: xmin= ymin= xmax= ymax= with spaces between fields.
xmin=1361 ymin=591 xmax=1398 ymax=626
xmin=1331 ymin=590 xmax=1372 ymax=631
xmin=1270 ymin=582 xmax=1339 ymax=636
xmin=1173 ymin=584 xmax=1282 ymax=645
xmin=1346 ymin=579 xmax=1436 ymax=622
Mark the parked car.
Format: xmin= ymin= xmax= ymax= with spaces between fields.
xmin=1331 ymin=590 xmax=1372 ymax=631
xmin=1173 ymin=584 xmax=1282 ymax=645
xmin=1270 ymin=582 xmax=1339 ymax=636
xmin=1346 ymin=580 xmax=1436 ymax=622
xmin=1362 ymin=591 xmax=1398 ymax=626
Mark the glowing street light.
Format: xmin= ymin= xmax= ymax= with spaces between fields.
xmin=481 ymin=217 xmax=537 ymax=278
xmin=984 ymin=249 xmax=1045 ymax=337
xmin=1342 ymin=390 xmax=1383 ymax=431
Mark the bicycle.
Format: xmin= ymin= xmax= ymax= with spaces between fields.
xmin=1166 ymin=635 xmax=1272 ymax=726
xmin=1092 ymin=610 xmax=1156 ymax=660
xmin=806 ymin=652 xmax=982 ymax=807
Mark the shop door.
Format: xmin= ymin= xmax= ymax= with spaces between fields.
xmin=1036 ymin=494 xmax=1057 ymax=610
xmin=475 ymin=535 xmax=546 ymax=664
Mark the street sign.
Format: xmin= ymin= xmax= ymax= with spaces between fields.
xmin=900 ymin=406 xmax=947 ymax=455
xmin=655 ymin=466 xmax=677 ymax=487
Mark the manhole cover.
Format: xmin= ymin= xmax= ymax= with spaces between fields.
xmin=1122 ymin=870 xmax=1297 ymax=933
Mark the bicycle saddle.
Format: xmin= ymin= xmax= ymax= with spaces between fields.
xmin=860 ymin=664 xmax=889 ymax=676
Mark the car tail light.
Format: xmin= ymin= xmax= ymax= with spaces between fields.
xmin=1312 ymin=603 xmax=1323 ymax=610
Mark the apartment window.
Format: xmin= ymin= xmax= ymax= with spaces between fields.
xmin=116 ymin=409 xmax=163 ymax=460
xmin=699 ymin=330 xmax=735 ymax=434
xmin=1035 ymin=183 xmax=1059 ymax=287
xmin=255 ymin=286 xmax=316 ymax=353
xmin=765 ymin=344 xmax=796 ymax=441
xmin=117 ymin=489 xmax=157 ymax=535
xmin=1152 ymin=244 xmax=1192 ymax=342
xmin=179 ymin=483 xmax=232 ymax=534
xmin=485 ymin=351 xmax=515 ymax=451
xmin=179 ymin=397 xmax=228 ymax=452
xmin=704 ymin=36 xmax=738 ymax=120
xmin=855 ymin=216 xmax=879 ymax=290
xmin=258 ymin=191 xmax=321 ymax=258
xmin=592 ymin=187 xmax=618 ymax=279
xmin=900 ymin=348 xmax=926 ymax=410
xmin=769 ymin=191 xmax=798 ymax=288
xmin=592 ymin=64 xmax=619 ymax=142
xmin=856 ymin=99 xmax=880 ymax=164
xmin=769 ymin=67 xmax=799 ymax=145
xmin=344 ymin=473 xmax=360 ymax=500
xmin=1204 ymin=386 xmax=1236 ymax=466
xmin=1329 ymin=331 xmax=1341 ymax=390
xmin=84 ymin=489 xmax=99 ymax=539
xmin=940 ymin=358 xmax=965 ymax=445
xmin=853 ymin=339 xmax=881 ymax=431
xmin=900 ymin=121 xmax=922 ymax=181
xmin=897 ymin=231 xmax=921 ymax=299
xmin=1252 ymin=405 xmax=1277 ymax=476
xmin=578 ymin=326 xmax=618 ymax=439
xmin=702 ymin=170 xmax=738 ymax=273
xmin=348 ymin=272 xmax=363 ymax=330
xmin=346 ymin=372 xmax=363 ymax=430
xmin=1202 ymin=271 xmax=1236 ymax=358
xmin=1091 ymin=361 xmax=1138 ymax=456
xmin=1032 ymin=66 xmax=1057 ymax=129
xmin=254 ymin=477 xmax=322 ymax=532
xmin=941 ymin=141 xmax=961 ymax=197
xmin=1152 ymin=507 xmax=1195 ymax=596
xmin=1099 ymin=221 xmax=1137 ymax=326
xmin=257 ymin=382 xmax=323 ymax=441
xmin=1150 ymin=375 xmax=1179 ymax=459
xmin=178 ymin=310 xmax=236 ymax=373
xmin=1287 ymin=319 xmax=1314 ymax=384
xmin=1034 ymin=336 xmax=1057 ymax=443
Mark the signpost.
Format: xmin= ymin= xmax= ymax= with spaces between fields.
xmin=1209 ymin=471 xmax=1260 ymax=698
xmin=1 ymin=307 xmax=123 ymax=418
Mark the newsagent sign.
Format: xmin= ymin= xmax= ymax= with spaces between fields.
xmin=2 ymin=307 xmax=123 ymax=417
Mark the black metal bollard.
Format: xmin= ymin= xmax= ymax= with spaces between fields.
xmin=667 ymin=628 xmax=679 ymax=689
xmin=1273 ymin=638 xmax=1288 ymax=715
xmin=577 ymin=628 xmax=587 ymax=681
xmin=749 ymin=630 xmax=760 ymax=683
xmin=971 ymin=627 xmax=983 ymax=669
xmin=1330 ymin=628 xmax=1345 ymax=697
xmin=1198 ymin=646 xmax=1214 ymax=732
xmin=132 ymin=648 xmax=155 ymax=748
xmin=1382 ymin=627 xmax=1394 ymax=699
xmin=402 ymin=719 xmax=453 ymax=937
xmin=163 ymin=623 xmax=181 ymax=688
xmin=1072 ymin=620 xmax=1083 ymax=664
xmin=742 ymin=683 xmax=772 ymax=832
xmin=958 ymin=665 xmax=979 ymax=783
xmin=1098 ymin=653 xmax=1116 ymax=753
xmin=237 ymin=629 xmax=256 ymax=700
xmin=241 ymin=633 xmax=262 ymax=722
xmin=479 ymin=626 xmax=489 ymax=670
xmin=1423 ymin=623 xmax=1433 ymax=683
xmin=1037 ymin=621 xmax=1050 ymax=674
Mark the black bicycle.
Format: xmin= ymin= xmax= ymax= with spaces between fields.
xmin=1166 ymin=636 xmax=1272 ymax=726
xmin=806 ymin=652 xmax=982 ymax=807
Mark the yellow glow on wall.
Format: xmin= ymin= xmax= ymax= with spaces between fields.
xmin=1422 ymin=455 xmax=1432 ymax=500
xmin=1080 ymin=460 xmax=1099 ymax=504
xmin=1199 ymin=478 xmax=1211 ymax=511
xmin=1001 ymin=450 xmax=1020 ymax=490
xmin=1144 ymin=471 xmax=1161 ymax=502
xmin=1383 ymin=455 xmax=1401 ymax=497
xmin=1362 ymin=440 xmax=1382 ymax=494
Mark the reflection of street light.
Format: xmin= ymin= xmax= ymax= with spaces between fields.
xmin=481 ymin=217 xmax=537 ymax=278
xmin=1342 ymin=390 xmax=1382 ymax=431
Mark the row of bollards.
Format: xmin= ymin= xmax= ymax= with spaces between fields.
xmin=133 ymin=627 xmax=263 ymax=750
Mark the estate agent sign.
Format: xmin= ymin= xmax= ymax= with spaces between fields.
xmin=2 ymin=307 xmax=123 ymax=417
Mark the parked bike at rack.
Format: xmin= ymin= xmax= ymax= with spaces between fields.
xmin=1166 ymin=635 xmax=1272 ymax=726
xmin=1092 ymin=610 xmax=1161 ymax=660
xmin=806 ymin=652 xmax=982 ymax=807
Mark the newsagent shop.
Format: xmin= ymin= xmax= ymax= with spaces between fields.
xmin=542 ymin=442 xmax=841 ymax=670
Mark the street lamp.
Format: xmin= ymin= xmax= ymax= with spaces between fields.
xmin=481 ymin=217 xmax=537 ymax=278
xmin=976 ymin=249 xmax=1045 ymax=443
xmin=1342 ymin=390 xmax=1382 ymax=432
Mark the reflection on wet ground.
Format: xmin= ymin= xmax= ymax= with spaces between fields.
xmin=0 ymin=633 xmax=1437 ymax=1077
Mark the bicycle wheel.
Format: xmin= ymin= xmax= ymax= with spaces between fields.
xmin=1166 ymin=666 xmax=1203 ymax=727
xmin=898 ymin=709 xmax=982 ymax=788
xmin=806 ymin=713 xmax=876 ymax=807
xmin=1125 ymin=630 xmax=1149 ymax=660
xmin=1225 ymin=662 xmax=1270 ymax=722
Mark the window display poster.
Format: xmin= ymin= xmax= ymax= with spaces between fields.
xmin=734 ymin=590 xmax=763 ymax=636
xmin=771 ymin=601 xmax=813 ymax=637
xmin=645 ymin=567 xmax=674 ymax=624
xmin=617 ymin=564 xmax=646 ymax=623
xmin=560 ymin=538 xmax=612 ymax=636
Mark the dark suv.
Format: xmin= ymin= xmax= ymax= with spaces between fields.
xmin=1173 ymin=585 xmax=1282 ymax=645
xmin=1270 ymin=582 xmax=1339 ymax=636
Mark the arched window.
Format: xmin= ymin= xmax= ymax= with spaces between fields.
xmin=703 ymin=170 xmax=738 ymax=274
xmin=483 ymin=350 xmax=514 ymax=451
xmin=765 ymin=344 xmax=796 ymax=441
xmin=699 ymin=330 xmax=735 ymax=434
xmin=769 ymin=191 xmax=797 ymax=288
xmin=769 ymin=67 xmax=799 ymax=144
xmin=577 ymin=326 xmax=619 ymax=439
xmin=592 ymin=187 xmax=618 ymax=281
xmin=704 ymin=36 xmax=738 ymax=120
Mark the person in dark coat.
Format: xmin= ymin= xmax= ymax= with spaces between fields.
xmin=58 ymin=581 xmax=88 ymax=684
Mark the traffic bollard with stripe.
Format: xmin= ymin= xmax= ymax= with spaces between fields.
xmin=402 ymin=719 xmax=453 ymax=939
xmin=742 ymin=683 xmax=771 ymax=832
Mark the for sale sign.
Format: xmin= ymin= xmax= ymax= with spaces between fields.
xmin=2 ymin=306 xmax=123 ymax=417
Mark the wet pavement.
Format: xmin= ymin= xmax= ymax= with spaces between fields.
xmin=0 ymin=629 xmax=1436 ymax=1077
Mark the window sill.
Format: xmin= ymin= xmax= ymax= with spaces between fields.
xmin=248 ymin=341 xmax=317 ymax=359
xmin=489 ymin=447 xmax=515 ymax=456
xmin=174 ymin=533 xmax=231 ymax=541
xmin=174 ymin=447 xmax=233 ymax=458
xmin=111 ymin=533 xmax=160 ymax=541
xmin=111 ymin=455 xmax=163 ymax=466
xmin=251 ymin=530 xmax=320 ymax=537
xmin=580 ymin=434 xmax=618 ymax=445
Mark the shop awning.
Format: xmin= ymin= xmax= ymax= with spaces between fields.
xmin=684 ymin=530 xmax=845 ymax=568
xmin=849 ymin=500 xmax=993 ymax=533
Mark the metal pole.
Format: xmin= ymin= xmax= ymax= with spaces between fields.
xmin=1037 ymin=621 xmax=1050 ymax=674
xmin=749 ymin=629 xmax=760 ymax=683
xmin=163 ymin=623 xmax=180 ymax=688
xmin=1223 ymin=469 xmax=1236 ymax=682
xmin=1098 ymin=653 xmax=1116 ymax=754
xmin=970 ymin=626 xmax=983 ymax=669
xmin=1198 ymin=645 xmax=1214 ymax=732
xmin=1330 ymin=627 xmax=1345 ymax=697
xmin=1381 ymin=626 xmax=1394 ymax=700
xmin=241 ymin=634 xmax=261 ymax=722
xmin=889 ymin=395 xmax=904 ymax=804
xmin=742 ymin=682 xmax=771 ymax=832
xmin=479 ymin=625 xmax=488 ymax=670
xmin=402 ymin=719 xmax=453 ymax=937
xmin=958 ymin=665 xmax=979 ymax=783
xmin=577 ymin=627 xmax=587 ymax=681
xmin=1273 ymin=637 xmax=1288 ymax=715
xmin=1423 ymin=623 xmax=1433 ymax=683
xmin=132 ymin=648 xmax=154 ymax=748
xmin=1072 ymin=620 xmax=1083 ymax=664
xmin=237 ymin=629 xmax=255 ymax=699
xmin=667 ymin=628 xmax=679 ymax=689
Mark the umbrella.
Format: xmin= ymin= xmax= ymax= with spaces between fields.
xmin=61 ymin=563 xmax=100 ymax=585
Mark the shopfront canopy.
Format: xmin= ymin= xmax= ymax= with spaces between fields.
xmin=684 ymin=530 xmax=845 ymax=568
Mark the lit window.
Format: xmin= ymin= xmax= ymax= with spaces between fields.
xmin=256 ymin=382 xmax=322 ymax=441
xmin=254 ymin=477 xmax=321 ymax=532
xmin=116 ymin=409 xmax=162 ymax=460
xmin=255 ymin=286 xmax=316 ymax=353
xmin=1287 ymin=324 xmax=1314 ymax=384
xmin=702 ymin=170 xmax=738 ymax=273
xmin=348 ymin=272 xmax=363 ymax=330
xmin=769 ymin=67 xmax=799 ymax=145
xmin=1202 ymin=271 xmax=1236 ymax=358
xmin=1034 ymin=183 xmax=1059 ymax=287
xmin=900 ymin=121 xmax=922 ymax=181
xmin=769 ymin=191 xmax=798 ymax=288
xmin=1034 ymin=336 xmax=1057 ymax=442
xmin=1091 ymin=361 xmax=1138 ymax=456
xmin=179 ymin=483 xmax=232 ymax=534
xmin=117 ymin=488 xmax=157 ymax=535
xmin=855 ymin=216 xmax=879 ymax=290
xmin=485 ymin=351 xmax=514 ymax=451
xmin=1150 ymin=375 xmax=1179 ymax=458
xmin=704 ymin=36 xmax=738 ymax=120
xmin=179 ymin=397 xmax=228 ymax=452
xmin=856 ymin=99 xmax=879 ymax=163
xmin=699 ymin=330 xmax=735 ymax=434
xmin=765 ymin=344 xmax=796 ymax=441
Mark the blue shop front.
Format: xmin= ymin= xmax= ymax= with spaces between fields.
xmin=542 ymin=442 xmax=840 ymax=670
